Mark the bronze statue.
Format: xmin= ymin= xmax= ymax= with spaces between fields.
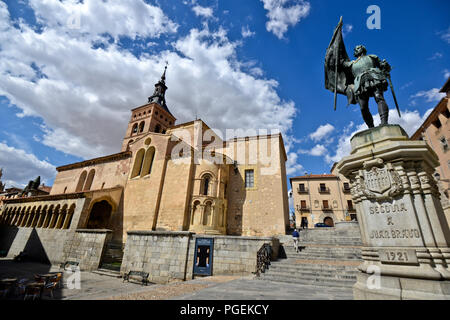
xmin=325 ymin=17 xmax=401 ymax=128
xmin=20 ymin=176 xmax=40 ymax=197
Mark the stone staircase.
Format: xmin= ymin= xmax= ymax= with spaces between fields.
xmin=97 ymin=241 xmax=124 ymax=274
xmin=258 ymin=223 xmax=363 ymax=288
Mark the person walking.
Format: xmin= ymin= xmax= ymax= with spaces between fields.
xmin=292 ymin=229 xmax=300 ymax=253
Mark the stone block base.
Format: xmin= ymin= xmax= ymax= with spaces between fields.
xmin=353 ymin=272 xmax=450 ymax=300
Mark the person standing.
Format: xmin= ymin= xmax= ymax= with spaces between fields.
xmin=292 ymin=229 xmax=300 ymax=253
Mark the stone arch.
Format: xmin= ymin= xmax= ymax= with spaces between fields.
xmin=31 ymin=206 xmax=41 ymax=227
xmin=203 ymin=201 xmax=212 ymax=226
xmin=76 ymin=170 xmax=87 ymax=192
xmin=139 ymin=121 xmax=145 ymax=133
xmin=84 ymin=169 xmax=95 ymax=191
xmin=21 ymin=207 xmax=31 ymax=227
xmin=63 ymin=204 xmax=76 ymax=229
xmin=38 ymin=205 xmax=48 ymax=228
xmin=26 ymin=206 xmax=37 ymax=227
xmin=50 ymin=205 xmax=61 ymax=228
xmin=56 ymin=204 xmax=68 ymax=229
xmin=191 ymin=200 xmax=202 ymax=226
xmin=132 ymin=123 xmax=138 ymax=134
xmin=141 ymin=147 xmax=155 ymax=177
xmin=86 ymin=199 xmax=114 ymax=229
xmin=43 ymin=205 xmax=54 ymax=228
xmin=131 ymin=148 xmax=145 ymax=178
xmin=200 ymin=172 xmax=214 ymax=196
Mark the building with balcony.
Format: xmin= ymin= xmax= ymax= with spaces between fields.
xmin=290 ymin=172 xmax=356 ymax=228
xmin=411 ymin=77 xmax=450 ymax=224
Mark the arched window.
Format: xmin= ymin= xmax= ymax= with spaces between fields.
xmin=154 ymin=124 xmax=161 ymax=133
xmin=139 ymin=121 xmax=145 ymax=133
xmin=201 ymin=174 xmax=212 ymax=196
xmin=132 ymin=123 xmax=138 ymax=134
xmin=141 ymin=147 xmax=155 ymax=177
xmin=76 ymin=171 xmax=87 ymax=192
xmin=131 ymin=149 xmax=145 ymax=178
xmin=84 ymin=169 xmax=95 ymax=191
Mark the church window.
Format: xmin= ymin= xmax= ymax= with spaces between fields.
xmin=132 ymin=123 xmax=138 ymax=134
xmin=83 ymin=169 xmax=95 ymax=191
xmin=141 ymin=147 xmax=155 ymax=177
xmin=203 ymin=176 xmax=210 ymax=195
xmin=131 ymin=149 xmax=145 ymax=178
xmin=75 ymin=171 xmax=87 ymax=192
xmin=245 ymin=170 xmax=254 ymax=188
xmin=139 ymin=121 xmax=145 ymax=133
xmin=154 ymin=124 xmax=161 ymax=133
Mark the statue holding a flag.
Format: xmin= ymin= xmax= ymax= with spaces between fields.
xmin=325 ymin=17 xmax=401 ymax=128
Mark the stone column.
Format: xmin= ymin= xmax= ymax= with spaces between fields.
xmin=336 ymin=125 xmax=450 ymax=300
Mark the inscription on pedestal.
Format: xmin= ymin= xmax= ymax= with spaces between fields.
xmin=378 ymin=248 xmax=418 ymax=265
xmin=362 ymin=199 xmax=423 ymax=247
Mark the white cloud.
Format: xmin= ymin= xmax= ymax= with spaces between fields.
xmin=444 ymin=69 xmax=450 ymax=79
xmin=241 ymin=25 xmax=256 ymax=38
xmin=410 ymin=88 xmax=445 ymax=106
xmin=0 ymin=2 xmax=297 ymax=166
xmin=0 ymin=142 xmax=56 ymax=188
xmin=428 ymin=52 xmax=443 ymax=60
xmin=261 ymin=0 xmax=311 ymax=39
xmin=325 ymin=109 xmax=433 ymax=165
xmin=286 ymin=152 xmax=304 ymax=175
xmin=343 ymin=24 xmax=353 ymax=37
xmin=439 ymin=26 xmax=450 ymax=44
xmin=28 ymin=0 xmax=178 ymax=41
xmin=192 ymin=5 xmax=214 ymax=19
xmin=309 ymin=123 xmax=335 ymax=142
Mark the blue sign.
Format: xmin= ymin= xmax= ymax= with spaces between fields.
xmin=193 ymin=238 xmax=214 ymax=276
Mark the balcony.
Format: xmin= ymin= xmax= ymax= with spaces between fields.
xmin=321 ymin=205 xmax=333 ymax=211
xmin=296 ymin=205 xmax=310 ymax=212
xmin=342 ymin=186 xmax=351 ymax=194
xmin=297 ymin=187 xmax=309 ymax=194
xmin=318 ymin=187 xmax=330 ymax=194
xmin=347 ymin=206 xmax=356 ymax=212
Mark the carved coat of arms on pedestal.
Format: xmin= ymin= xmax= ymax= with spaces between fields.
xmin=358 ymin=158 xmax=403 ymax=200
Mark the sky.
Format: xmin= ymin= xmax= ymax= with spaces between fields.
xmin=0 ymin=0 xmax=449 ymax=191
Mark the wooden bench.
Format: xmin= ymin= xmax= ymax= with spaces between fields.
xmin=59 ymin=261 xmax=79 ymax=272
xmin=122 ymin=271 xmax=149 ymax=286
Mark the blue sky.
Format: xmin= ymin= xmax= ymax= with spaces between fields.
xmin=0 ymin=0 xmax=449 ymax=189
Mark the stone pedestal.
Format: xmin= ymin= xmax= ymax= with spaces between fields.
xmin=336 ymin=125 xmax=450 ymax=300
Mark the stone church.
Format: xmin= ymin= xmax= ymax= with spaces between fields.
xmin=0 ymin=69 xmax=289 ymax=280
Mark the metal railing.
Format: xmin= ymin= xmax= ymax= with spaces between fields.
xmin=254 ymin=243 xmax=272 ymax=277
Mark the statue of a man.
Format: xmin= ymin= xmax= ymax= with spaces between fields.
xmin=341 ymin=45 xmax=391 ymax=127
xmin=325 ymin=18 xmax=400 ymax=128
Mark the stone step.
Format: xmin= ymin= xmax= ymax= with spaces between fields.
xmin=259 ymin=273 xmax=356 ymax=288
xmin=285 ymin=253 xmax=362 ymax=260
xmin=265 ymin=268 xmax=358 ymax=279
xmin=285 ymin=248 xmax=362 ymax=255
xmin=268 ymin=262 xmax=359 ymax=273
xmin=92 ymin=268 xmax=122 ymax=278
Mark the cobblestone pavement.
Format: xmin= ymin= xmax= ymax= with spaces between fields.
xmin=173 ymin=276 xmax=354 ymax=300
xmin=0 ymin=259 xmax=353 ymax=300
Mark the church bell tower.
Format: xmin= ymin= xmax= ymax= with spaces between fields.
xmin=121 ymin=65 xmax=176 ymax=151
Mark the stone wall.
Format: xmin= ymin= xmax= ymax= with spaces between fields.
xmin=63 ymin=229 xmax=112 ymax=271
xmin=0 ymin=225 xmax=111 ymax=271
xmin=0 ymin=225 xmax=75 ymax=264
xmin=120 ymin=231 xmax=279 ymax=284
xmin=186 ymin=235 xmax=277 ymax=279
xmin=121 ymin=231 xmax=193 ymax=284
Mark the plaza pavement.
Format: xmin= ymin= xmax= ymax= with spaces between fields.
xmin=0 ymin=259 xmax=353 ymax=300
